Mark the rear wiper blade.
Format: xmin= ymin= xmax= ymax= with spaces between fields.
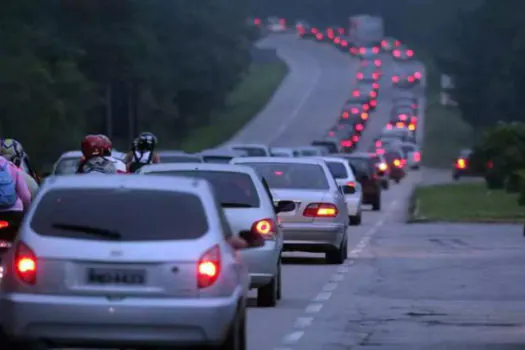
xmin=51 ymin=223 xmax=122 ymax=240
xmin=221 ymin=202 xmax=253 ymax=208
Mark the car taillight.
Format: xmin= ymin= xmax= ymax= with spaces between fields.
xmin=374 ymin=59 xmax=382 ymax=66
xmin=393 ymin=50 xmax=400 ymax=57
xmin=352 ymin=135 xmax=359 ymax=142
xmin=370 ymin=91 xmax=377 ymax=98
xmin=338 ymin=28 xmax=345 ymax=35
xmin=378 ymin=162 xmax=388 ymax=171
xmin=377 ymin=148 xmax=385 ymax=155
xmin=359 ymin=47 xmax=366 ymax=54
xmin=279 ymin=18 xmax=286 ymax=26
xmin=372 ymin=73 xmax=379 ymax=80
xmin=15 ymin=242 xmax=37 ymax=285
xmin=372 ymin=82 xmax=379 ymax=90
xmin=351 ymin=107 xmax=359 ymax=114
xmin=375 ymin=141 xmax=382 ymax=147
xmin=252 ymin=218 xmax=276 ymax=240
xmin=487 ymin=161 xmax=493 ymax=169
xmin=352 ymin=90 xmax=360 ymax=97
xmin=361 ymin=112 xmax=368 ymax=120
xmin=406 ymin=49 xmax=414 ymax=56
xmin=414 ymin=72 xmax=422 ymax=79
xmin=355 ymin=123 xmax=363 ymax=132
xmin=362 ymin=104 xmax=370 ymax=111
xmin=340 ymin=140 xmax=353 ymax=148
xmin=456 ymin=158 xmax=466 ymax=169
xmin=399 ymin=114 xmax=407 ymax=121
xmin=0 ymin=220 xmax=8 ymax=229
xmin=254 ymin=18 xmax=261 ymax=25
xmin=334 ymin=37 xmax=340 ymax=44
xmin=344 ymin=181 xmax=357 ymax=194
xmin=408 ymin=76 xmax=415 ymax=82
xmin=328 ymin=131 xmax=335 ymax=136
xmin=372 ymin=46 xmax=379 ymax=54
xmin=370 ymin=100 xmax=377 ymax=107
xmin=356 ymin=72 xmax=363 ymax=79
xmin=408 ymin=124 xmax=416 ymax=131
xmin=392 ymin=76 xmax=399 ymax=83
xmin=350 ymin=47 xmax=357 ymax=54
xmin=197 ymin=245 xmax=221 ymax=289
xmin=342 ymin=111 xmax=349 ymax=119
xmin=394 ymin=40 xmax=401 ymax=46
xmin=312 ymin=28 xmax=318 ymax=34
xmin=341 ymin=40 xmax=348 ymax=47
xmin=396 ymin=122 xmax=404 ymax=128
xmin=386 ymin=123 xmax=393 ymax=129
xmin=303 ymin=203 xmax=338 ymax=217
xmin=393 ymin=159 xmax=402 ymax=168
xmin=316 ymin=33 xmax=323 ymax=40
xmin=381 ymin=40 xmax=387 ymax=46
xmin=413 ymin=152 xmax=421 ymax=161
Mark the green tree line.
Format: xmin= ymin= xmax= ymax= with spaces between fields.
xmin=1 ymin=0 xmax=254 ymax=167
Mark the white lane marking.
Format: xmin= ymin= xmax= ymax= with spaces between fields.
xmin=313 ymin=291 xmax=332 ymax=302
xmin=330 ymin=273 xmax=344 ymax=282
xmin=323 ymin=282 xmax=338 ymax=291
xmin=337 ymin=266 xmax=350 ymax=273
xmin=282 ymin=331 xmax=304 ymax=344
xmin=305 ymin=303 xmax=323 ymax=313
xmin=267 ymin=50 xmax=322 ymax=144
xmin=294 ymin=316 xmax=314 ymax=328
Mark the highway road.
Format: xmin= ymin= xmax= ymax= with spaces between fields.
xmin=239 ymin=33 xmax=525 ymax=350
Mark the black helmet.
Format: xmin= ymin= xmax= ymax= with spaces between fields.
xmin=134 ymin=132 xmax=157 ymax=152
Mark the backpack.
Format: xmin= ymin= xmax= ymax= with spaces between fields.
xmin=0 ymin=163 xmax=17 ymax=209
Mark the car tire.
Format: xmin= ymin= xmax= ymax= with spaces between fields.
xmin=219 ymin=307 xmax=246 ymax=350
xmin=381 ymin=180 xmax=389 ymax=190
xmin=326 ymin=237 xmax=346 ymax=264
xmin=257 ymin=271 xmax=278 ymax=307
xmin=349 ymin=213 xmax=361 ymax=226
xmin=372 ymin=196 xmax=381 ymax=211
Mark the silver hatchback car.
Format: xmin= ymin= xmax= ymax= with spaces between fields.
xmin=0 ymin=175 xmax=265 ymax=349
xmin=231 ymin=157 xmax=349 ymax=264
xmin=139 ymin=163 xmax=295 ymax=307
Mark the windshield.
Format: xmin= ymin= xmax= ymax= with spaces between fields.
xmin=31 ymin=189 xmax=208 ymax=241
xmin=54 ymin=157 xmax=80 ymax=175
xmin=202 ymin=156 xmax=232 ymax=164
xmin=231 ymin=146 xmax=266 ymax=156
xmin=326 ymin=161 xmax=348 ymax=179
xmin=161 ymin=155 xmax=202 ymax=163
xmin=241 ymin=162 xmax=329 ymax=190
xmin=146 ymin=170 xmax=260 ymax=207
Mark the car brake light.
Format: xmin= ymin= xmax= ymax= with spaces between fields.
xmin=328 ymin=131 xmax=335 ymax=136
xmin=312 ymin=28 xmax=318 ymax=34
xmin=350 ymin=47 xmax=357 ymax=54
xmin=252 ymin=218 xmax=276 ymax=239
xmin=370 ymin=91 xmax=377 ymax=98
xmin=399 ymin=114 xmax=407 ymax=121
xmin=15 ymin=242 xmax=37 ymax=285
xmin=393 ymin=50 xmax=400 ymax=57
xmin=487 ymin=161 xmax=493 ymax=169
xmin=374 ymin=59 xmax=382 ymax=66
xmin=316 ymin=33 xmax=323 ymax=40
xmin=370 ymin=100 xmax=377 ymax=106
xmin=338 ymin=28 xmax=345 ymax=35
xmin=381 ymin=40 xmax=387 ymax=46
xmin=378 ymin=162 xmax=388 ymax=171
xmin=352 ymin=90 xmax=360 ymax=97
xmin=0 ymin=220 xmax=8 ymax=229
xmin=351 ymin=107 xmax=359 ymax=114
xmin=342 ymin=111 xmax=349 ymax=119
xmin=372 ymin=46 xmax=379 ymax=53
xmin=356 ymin=72 xmax=363 ymax=79
xmin=408 ymin=76 xmax=415 ymax=82
xmin=414 ymin=72 xmax=422 ymax=79
xmin=334 ymin=37 xmax=340 ymax=44
xmin=344 ymin=181 xmax=357 ymax=194
xmin=254 ymin=18 xmax=261 ymax=25
xmin=197 ymin=245 xmax=221 ymax=288
xmin=408 ymin=124 xmax=416 ymax=131
xmin=395 ymin=122 xmax=404 ymax=128
xmin=372 ymin=82 xmax=379 ymax=89
xmin=372 ymin=73 xmax=379 ymax=79
xmin=279 ymin=18 xmax=286 ymax=26
xmin=393 ymin=159 xmax=402 ymax=168
xmin=355 ymin=123 xmax=363 ymax=131
xmin=362 ymin=104 xmax=370 ymax=111
xmin=361 ymin=112 xmax=368 ymax=120
xmin=406 ymin=49 xmax=414 ymax=56
xmin=340 ymin=140 xmax=352 ymax=148
xmin=386 ymin=123 xmax=392 ymax=129
xmin=392 ymin=76 xmax=399 ymax=83
xmin=341 ymin=40 xmax=348 ymax=47
xmin=413 ymin=152 xmax=421 ymax=161
xmin=394 ymin=40 xmax=401 ymax=46
xmin=359 ymin=47 xmax=366 ymax=54
xmin=303 ymin=203 xmax=338 ymax=217
xmin=352 ymin=135 xmax=359 ymax=142
xmin=456 ymin=158 xmax=466 ymax=169
xmin=377 ymin=148 xmax=385 ymax=155
xmin=375 ymin=140 xmax=382 ymax=147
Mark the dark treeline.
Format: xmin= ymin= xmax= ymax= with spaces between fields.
xmin=0 ymin=0 xmax=254 ymax=166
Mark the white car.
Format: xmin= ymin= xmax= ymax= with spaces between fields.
xmin=266 ymin=17 xmax=286 ymax=32
xmin=400 ymin=142 xmax=421 ymax=170
xmin=312 ymin=157 xmax=363 ymax=225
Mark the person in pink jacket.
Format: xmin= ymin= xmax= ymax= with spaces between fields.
xmin=0 ymin=155 xmax=31 ymax=213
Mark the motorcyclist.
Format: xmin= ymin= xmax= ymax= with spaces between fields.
xmin=0 ymin=139 xmax=39 ymax=199
xmin=0 ymin=154 xmax=31 ymax=215
xmin=76 ymin=135 xmax=117 ymax=174
xmin=125 ymin=132 xmax=160 ymax=172
xmin=97 ymin=134 xmax=127 ymax=173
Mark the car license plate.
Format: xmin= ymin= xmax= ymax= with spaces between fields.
xmin=87 ymin=268 xmax=146 ymax=285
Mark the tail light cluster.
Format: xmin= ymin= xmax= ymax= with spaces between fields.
xmin=315 ymin=33 xmax=323 ymax=40
xmin=303 ymin=203 xmax=338 ymax=217
xmin=406 ymin=49 xmax=414 ymax=57
xmin=374 ymin=59 xmax=382 ymax=67
xmin=351 ymin=135 xmax=359 ymax=142
xmin=334 ymin=37 xmax=340 ymax=44
xmin=355 ymin=123 xmax=364 ymax=132
xmin=393 ymin=50 xmax=400 ymax=57
xmin=378 ymin=162 xmax=388 ymax=171
xmin=361 ymin=112 xmax=368 ymax=120
xmin=413 ymin=152 xmax=421 ymax=162
xmin=15 ymin=242 xmax=37 ymax=285
xmin=198 ymin=245 xmax=220 ymax=289
xmin=456 ymin=158 xmax=466 ymax=169
xmin=372 ymin=46 xmax=380 ymax=54
xmin=393 ymin=159 xmax=402 ymax=168
xmin=356 ymin=72 xmax=364 ymax=79
xmin=340 ymin=140 xmax=353 ymax=148
xmin=252 ymin=218 xmax=276 ymax=239
xmin=392 ymin=76 xmax=400 ymax=83
xmin=341 ymin=111 xmax=349 ymax=119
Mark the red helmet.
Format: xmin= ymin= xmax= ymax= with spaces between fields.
xmin=97 ymin=134 xmax=112 ymax=155
xmin=81 ymin=134 xmax=105 ymax=158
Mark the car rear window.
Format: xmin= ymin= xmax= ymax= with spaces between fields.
xmin=30 ymin=189 xmax=208 ymax=241
xmin=346 ymin=157 xmax=373 ymax=174
xmin=299 ymin=149 xmax=320 ymax=156
xmin=54 ymin=157 xmax=80 ymax=175
xmin=271 ymin=151 xmax=291 ymax=157
xmin=312 ymin=141 xmax=337 ymax=153
xmin=145 ymin=170 xmax=260 ymax=207
xmin=161 ymin=155 xmax=202 ymax=163
xmin=326 ymin=161 xmax=348 ymax=179
xmin=231 ymin=147 xmax=266 ymax=156
xmin=242 ymin=162 xmax=329 ymax=190
xmin=202 ymin=156 xmax=232 ymax=164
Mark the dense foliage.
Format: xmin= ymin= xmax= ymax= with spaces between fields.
xmin=0 ymin=0 xmax=253 ymax=166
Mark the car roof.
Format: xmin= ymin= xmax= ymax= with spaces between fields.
xmin=229 ymin=143 xmax=267 ymax=149
xmin=296 ymin=145 xmax=325 ymax=151
xmin=199 ymin=148 xmax=246 ymax=157
xmin=306 ymin=156 xmax=350 ymax=164
xmin=138 ymin=162 xmax=259 ymax=176
xmin=158 ymin=150 xmax=190 ymax=155
xmin=335 ymin=152 xmax=374 ymax=159
xmin=232 ymin=156 xmax=326 ymax=166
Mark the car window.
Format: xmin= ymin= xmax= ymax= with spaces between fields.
xmin=31 ymin=189 xmax=209 ymax=241
xmin=202 ymin=156 xmax=232 ymax=164
xmin=326 ymin=161 xmax=348 ymax=179
xmin=242 ymin=162 xmax=329 ymax=190
xmin=312 ymin=141 xmax=337 ymax=153
xmin=160 ymin=155 xmax=202 ymax=163
xmin=271 ymin=151 xmax=290 ymax=157
xmin=146 ymin=170 xmax=260 ymax=207
xmin=346 ymin=157 xmax=373 ymax=174
xmin=231 ymin=147 xmax=266 ymax=156
xmin=299 ymin=149 xmax=319 ymax=156
xmin=54 ymin=157 xmax=80 ymax=175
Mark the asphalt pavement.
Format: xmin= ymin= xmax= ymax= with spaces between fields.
xmin=238 ymin=33 xmax=525 ymax=350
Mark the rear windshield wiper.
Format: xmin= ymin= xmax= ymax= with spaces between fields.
xmin=221 ymin=202 xmax=254 ymax=208
xmin=51 ymin=223 xmax=122 ymax=240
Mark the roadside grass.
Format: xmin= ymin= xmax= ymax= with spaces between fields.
xmin=410 ymin=182 xmax=525 ymax=223
xmin=180 ymin=61 xmax=288 ymax=152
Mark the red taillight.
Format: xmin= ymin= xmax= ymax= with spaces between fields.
xmin=372 ymin=46 xmax=379 ymax=54
xmin=372 ymin=73 xmax=379 ymax=80
xmin=399 ymin=114 xmax=407 ymax=121
xmin=356 ymin=72 xmax=363 ymax=79
xmin=341 ymin=40 xmax=348 ymax=47
xmin=408 ymin=76 xmax=415 ymax=82
xmin=414 ymin=72 xmax=422 ymax=79
xmin=342 ymin=111 xmax=349 ymax=119
xmin=346 ymin=181 xmax=356 ymax=189
xmin=359 ymin=47 xmax=366 ymax=54
xmin=316 ymin=33 xmax=323 ymax=40
xmin=392 ymin=76 xmax=399 ymax=83
xmin=386 ymin=123 xmax=393 ymax=129
xmin=487 ymin=161 xmax=493 ymax=169
xmin=351 ymin=107 xmax=358 ymax=114
xmin=381 ymin=40 xmax=387 ymax=46
xmin=355 ymin=123 xmax=364 ymax=132
xmin=350 ymin=47 xmax=357 ymax=54
xmin=15 ymin=242 xmax=37 ymax=285
xmin=375 ymin=140 xmax=382 ymax=147
xmin=340 ymin=140 xmax=352 ymax=148
xmin=393 ymin=50 xmax=400 ymax=57
xmin=303 ymin=203 xmax=338 ymax=217
xmin=456 ymin=158 xmax=466 ymax=169
xmin=279 ymin=18 xmax=286 ymax=26
xmin=328 ymin=131 xmax=335 ymax=136
xmin=312 ymin=28 xmax=318 ymax=34
xmin=374 ymin=59 xmax=382 ymax=66
xmin=254 ymin=18 xmax=261 ymax=25
xmin=252 ymin=218 xmax=276 ymax=239
xmin=377 ymin=148 xmax=385 ymax=155
xmin=361 ymin=112 xmax=368 ymax=120
xmin=370 ymin=91 xmax=377 ymax=98
xmin=395 ymin=122 xmax=404 ymax=128
xmin=352 ymin=135 xmax=359 ymax=142
xmin=352 ymin=90 xmax=360 ymax=97
xmin=394 ymin=40 xmax=401 ymax=46
xmin=413 ymin=152 xmax=421 ymax=161
xmin=370 ymin=100 xmax=377 ymax=107
xmin=334 ymin=37 xmax=340 ymax=44
xmin=372 ymin=82 xmax=379 ymax=89
xmin=338 ymin=28 xmax=345 ymax=35
xmin=393 ymin=159 xmax=402 ymax=168
xmin=362 ymin=104 xmax=370 ymax=111
xmin=0 ymin=220 xmax=8 ymax=229
xmin=197 ymin=245 xmax=221 ymax=289
xmin=406 ymin=49 xmax=414 ymax=57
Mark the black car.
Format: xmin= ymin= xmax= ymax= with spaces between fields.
xmin=337 ymin=153 xmax=381 ymax=210
xmin=356 ymin=65 xmax=381 ymax=82
xmin=452 ymin=149 xmax=486 ymax=180
xmin=383 ymin=147 xmax=406 ymax=183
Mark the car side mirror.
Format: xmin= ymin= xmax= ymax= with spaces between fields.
xmin=238 ymin=230 xmax=265 ymax=249
xmin=274 ymin=200 xmax=295 ymax=213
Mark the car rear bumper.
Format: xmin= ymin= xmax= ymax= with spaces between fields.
xmin=280 ymin=222 xmax=345 ymax=252
xmin=240 ymin=240 xmax=280 ymax=288
xmin=0 ymin=292 xmax=240 ymax=347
